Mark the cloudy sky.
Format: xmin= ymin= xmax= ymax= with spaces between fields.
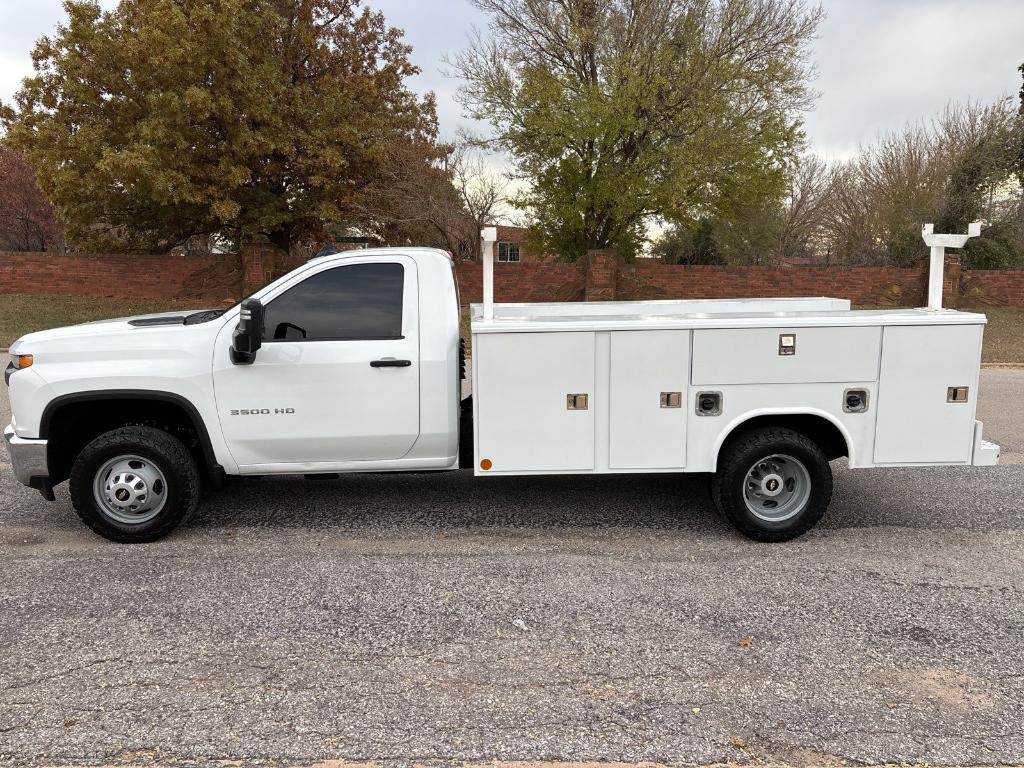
xmin=1 ymin=0 xmax=1022 ymax=161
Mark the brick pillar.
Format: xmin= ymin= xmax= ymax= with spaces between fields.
xmin=581 ymin=248 xmax=619 ymax=301
xmin=943 ymin=255 xmax=962 ymax=309
xmin=240 ymin=243 xmax=285 ymax=295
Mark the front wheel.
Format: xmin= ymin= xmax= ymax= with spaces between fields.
xmin=712 ymin=427 xmax=832 ymax=542
xmin=69 ymin=426 xmax=200 ymax=543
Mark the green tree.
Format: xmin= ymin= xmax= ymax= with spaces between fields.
xmin=453 ymin=0 xmax=822 ymax=260
xmin=651 ymin=219 xmax=722 ymax=264
xmin=2 ymin=0 xmax=440 ymax=252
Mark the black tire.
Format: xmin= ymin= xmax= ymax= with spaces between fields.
xmin=711 ymin=427 xmax=832 ymax=542
xmin=69 ymin=426 xmax=200 ymax=543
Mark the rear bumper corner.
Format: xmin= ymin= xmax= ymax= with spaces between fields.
xmin=972 ymin=421 xmax=1000 ymax=466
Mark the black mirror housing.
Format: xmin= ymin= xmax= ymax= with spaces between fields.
xmin=230 ymin=298 xmax=265 ymax=365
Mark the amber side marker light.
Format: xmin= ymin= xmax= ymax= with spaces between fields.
xmin=14 ymin=354 xmax=33 ymax=369
xmin=480 ymin=459 xmax=493 ymax=470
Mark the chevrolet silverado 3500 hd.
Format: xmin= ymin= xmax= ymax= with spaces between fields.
xmin=3 ymin=233 xmax=1000 ymax=543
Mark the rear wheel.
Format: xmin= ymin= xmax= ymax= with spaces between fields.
xmin=69 ymin=426 xmax=200 ymax=543
xmin=712 ymin=427 xmax=832 ymax=542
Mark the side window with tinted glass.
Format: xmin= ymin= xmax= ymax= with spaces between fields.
xmin=263 ymin=263 xmax=404 ymax=341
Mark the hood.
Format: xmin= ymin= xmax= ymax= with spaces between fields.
xmin=10 ymin=308 xmax=232 ymax=352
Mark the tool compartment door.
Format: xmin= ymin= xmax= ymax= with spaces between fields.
xmin=873 ymin=324 xmax=983 ymax=464
xmin=608 ymin=330 xmax=689 ymax=469
xmin=474 ymin=331 xmax=595 ymax=472
xmin=691 ymin=326 xmax=880 ymax=385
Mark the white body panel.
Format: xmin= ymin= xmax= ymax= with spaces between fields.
xmin=873 ymin=324 xmax=983 ymax=464
xmin=685 ymin=383 xmax=875 ymax=472
xmin=7 ymin=319 xmax=241 ymax=473
xmin=608 ymin=330 xmax=689 ymax=470
xmin=692 ymin=327 xmax=880 ymax=385
xmin=474 ymin=331 xmax=596 ymax=471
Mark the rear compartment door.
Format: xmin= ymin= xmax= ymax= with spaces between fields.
xmin=873 ymin=324 xmax=983 ymax=464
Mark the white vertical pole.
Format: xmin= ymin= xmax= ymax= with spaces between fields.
xmin=481 ymin=226 xmax=497 ymax=320
xmin=927 ymin=244 xmax=945 ymax=310
xmin=922 ymin=222 xmax=980 ymax=311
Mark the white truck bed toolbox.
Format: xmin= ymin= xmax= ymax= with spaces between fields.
xmin=471 ymin=299 xmax=990 ymax=475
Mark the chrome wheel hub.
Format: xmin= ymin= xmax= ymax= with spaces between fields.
xmin=743 ymin=454 xmax=811 ymax=522
xmin=93 ymin=455 xmax=168 ymax=525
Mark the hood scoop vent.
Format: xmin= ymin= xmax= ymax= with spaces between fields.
xmin=128 ymin=309 xmax=227 ymax=327
xmin=128 ymin=315 xmax=186 ymax=327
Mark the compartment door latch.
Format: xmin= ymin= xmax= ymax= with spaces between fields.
xmin=566 ymin=393 xmax=589 ymax=410
xmin=947 ymin=386 xmax=970 ymax=403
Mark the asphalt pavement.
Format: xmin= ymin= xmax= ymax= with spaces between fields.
xmin=2 ymin=363 xmax=1024 ymax=766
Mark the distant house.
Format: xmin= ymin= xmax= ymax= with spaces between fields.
xmin=318 ymin=224 xmax=550 ymax=263
xmin=488 ymin=224 xmax=548 ymax=263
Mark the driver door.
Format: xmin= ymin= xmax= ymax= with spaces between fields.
xmin=212 ymin=255 xmax=420 ymax=470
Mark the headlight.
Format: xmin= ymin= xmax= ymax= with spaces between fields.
xmin=5 ymin=354 xmax=32 ymax=386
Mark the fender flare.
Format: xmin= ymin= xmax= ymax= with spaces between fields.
xmin=709 ymin=407 xmax=855 ymax=471
xmin=39 ymin=389 xmax=223 ymax=478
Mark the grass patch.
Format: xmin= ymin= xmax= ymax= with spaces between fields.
xmin=969 ymin=306 xmax=1024 ymax=365
xmin=0 ymin=294 xmax=204 ymax=347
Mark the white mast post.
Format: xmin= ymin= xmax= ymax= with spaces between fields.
xmin=921 ymin=222 xmax=981 ymax=311
xmin=481 ymin=226 xmax=497 ymax=320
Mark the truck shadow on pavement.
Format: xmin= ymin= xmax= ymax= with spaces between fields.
xmin=185 ymin=461 xmax=1022 ymax=537
xmin=3 ymin=461 xmax=1019 ymax=543
xmin=195 ymin=469 xmax=731 ymax=535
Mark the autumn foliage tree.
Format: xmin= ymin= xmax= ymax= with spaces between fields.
xmin=0 ymin=147 xmax=63 ymax=252
xmin=454 ymin=0 xmax=823 ymax=259
xmin=2 ymin=0 xmax=442 ymax=252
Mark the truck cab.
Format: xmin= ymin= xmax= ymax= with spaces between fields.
xmin=5 ymin=248 xmax=463 ymax=541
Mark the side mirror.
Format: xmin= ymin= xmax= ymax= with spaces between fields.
xmin=230 ymin=298 xmax=265 ymax=365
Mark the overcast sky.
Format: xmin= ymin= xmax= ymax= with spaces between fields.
xmin=1 ymin=0 xmax=1022 ymax=161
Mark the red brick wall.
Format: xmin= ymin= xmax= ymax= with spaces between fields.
xmin=455 ymin=258 xmax=933 ymax=307
xmin=624 ymin=262 xmax=930 ymax=306
xmin=3 ymin=248 xmax=1023 ymax=308
xmin=0 ymin=250 xmax=241 ymax=304
xmin=454 ymin=261 xmax=580 ymax=305
xmin=961 ymin=269 xmax=1024 ymax=306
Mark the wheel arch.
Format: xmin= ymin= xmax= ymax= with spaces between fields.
xmin=710 ymin=408 xmax=853 ymax=471
xmin=40 ymin=390 xmax=223 ymax=486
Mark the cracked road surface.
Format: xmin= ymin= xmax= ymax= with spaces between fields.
xmin=1 ymin=370 xmax=1023 ymax=766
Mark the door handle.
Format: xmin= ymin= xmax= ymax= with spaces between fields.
xmin=370 ymin=358 xmax=412 ymax=368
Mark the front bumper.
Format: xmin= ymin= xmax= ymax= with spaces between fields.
xmin=3 ymin=424 xmax=50 ymax=489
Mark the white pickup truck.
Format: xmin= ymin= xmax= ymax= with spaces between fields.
xmin=4 ymin=232 xmax=999 ymax=543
